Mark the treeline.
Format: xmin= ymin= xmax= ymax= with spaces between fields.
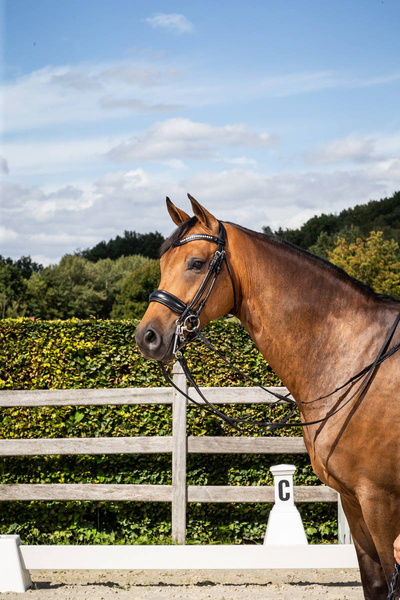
xmin=0 ymin=254 xmax=160 ymax=320
xmin=0 ymin=255 xmax=43 ymax=319
xmin=1 ymin=192 xmax=400 ymax=319
xmin=78 ymin=230 xmax=165 ymax=262
xmin=1 ymin=230 xmax=164 ymax=320
xmin=270 ymin=190 xmax=400 ymax=253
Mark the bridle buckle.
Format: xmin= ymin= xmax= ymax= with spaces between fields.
xmin=173 ymin=315 xmax=200 ymax=357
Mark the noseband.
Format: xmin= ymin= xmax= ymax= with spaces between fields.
xmin=149 ymin=221 xmax=237 ymax=356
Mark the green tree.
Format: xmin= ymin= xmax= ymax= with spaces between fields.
xmin=268 ymin=190 xmax=400 ymax=250
xmin=328 ymin=231 xmax=400 ymax=298
xmin=0 ymin=259 xmax=25 ymax=318
xmin=14 ymin=255 xmax=43 ymax=279
xmin=79 ymin=230 xmax=165 ymax=262
xmin=309 ymin=225 xmax=363 ymax=258
xmin=27 ymin=255 xmax=105 ymax=318
xmin=90 ymin=255 xmax=153 ymax=317
xmin=0 ymin=255 xmax=43 ymax=318
xmin=26 ymin=254 xmax=153 ymax=319
xmin=111 ymin=261 xmax=161 ymax=319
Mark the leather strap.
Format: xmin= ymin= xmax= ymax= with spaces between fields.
xmin=173 ymin=233 xmax=224 ymax=247
xmin=149 ymin=290 xmax=187 ymax=315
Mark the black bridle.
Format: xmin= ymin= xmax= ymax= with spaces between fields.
xmin=149 ymin=221 xmax=237 ymax=357
xmin=149 ymin=220 xmax=400 ymax=433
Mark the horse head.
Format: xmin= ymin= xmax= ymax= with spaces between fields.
xmin=135 ymin=195 xmax=237 ymax=361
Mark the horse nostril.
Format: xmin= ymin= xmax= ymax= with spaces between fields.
xmin=135 ymin=324 xmax=165 ymax=359
xmin=144 ymin=329 xmax=156 ymax=345
xmin=143 ymin=327 xmax=161 ymax=349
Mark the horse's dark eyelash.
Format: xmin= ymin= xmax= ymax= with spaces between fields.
xmin=188 ymin=259 xmax=206 ymax=271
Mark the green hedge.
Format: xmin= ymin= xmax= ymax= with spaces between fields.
xmin=0 ymin=317 xmax=282 ymax=390
xmin=0 ymin=318 xmax=337 ymax=544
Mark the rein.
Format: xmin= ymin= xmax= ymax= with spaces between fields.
xmin=149 ymin=220 xmax=400 ymax=433
xmin=159 ymin=314 xmax=400 ymax=433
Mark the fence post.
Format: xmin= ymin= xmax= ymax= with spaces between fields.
xmin=338 ymin=495 xmax=352 ymax=544
xmin=171 ymin=362 xmax=187 ymax=544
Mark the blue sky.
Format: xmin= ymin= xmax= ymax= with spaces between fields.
xmin=1 ymin=0 xmax=400 ymax=264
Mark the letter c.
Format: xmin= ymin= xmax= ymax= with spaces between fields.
xmin=278 ymin=479 xmax=290 ymax=501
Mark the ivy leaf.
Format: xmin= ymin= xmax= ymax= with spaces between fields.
xmin=74 ymin=411 xmax=84 ymax=424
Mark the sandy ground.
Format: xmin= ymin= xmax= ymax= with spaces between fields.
xmin=1 ymin=569 xmax=364 ymax=599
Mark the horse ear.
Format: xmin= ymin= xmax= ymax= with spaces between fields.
xmin=187 ymin=193 xmax=219 ymax=233
xmin=166 ymin=197 xmax=190 ymax=226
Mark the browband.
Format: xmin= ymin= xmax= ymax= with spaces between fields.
xmin=172 ymin=233 xmax=224 ymax=247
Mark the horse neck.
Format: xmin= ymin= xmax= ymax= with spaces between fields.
xmin=227 ymin=224 xmax=394 ymax=406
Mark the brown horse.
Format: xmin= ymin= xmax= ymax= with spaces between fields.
xmin=135 ymin=195 xmax=400 ymax=599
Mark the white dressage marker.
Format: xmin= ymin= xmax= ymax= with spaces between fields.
xmin=0 ymin=535 xmax=32 ymax=593
xmin=264 ymin=464 xmax=308 ymax=546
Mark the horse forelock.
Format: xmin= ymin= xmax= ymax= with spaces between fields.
xmin=160 ymin=216 xmax=198 ymax=257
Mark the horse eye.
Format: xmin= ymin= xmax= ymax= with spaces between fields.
xmin=188 ymin=259 xmax=205 ymax=271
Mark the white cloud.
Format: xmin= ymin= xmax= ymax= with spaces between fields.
xmin=0 ymin=181 xmax=45 ymax=208
xmin=257 ymin=71 xmax=343 ymax=98
xmin=306 ymin=135 xmax=378 ymax=165
xmin=1 ymin=160 xmax=399 ymax=263
xmin=30 ymin=232 xmax=97 ymax=245
xmin=94 ymin=168 xmax=152 ymax=198
xmin=1 ymin=61 xmax=182 ymax=133
xmin=255 ymin=71 xmax=400 ymax=99
xmin=99 ymin=96 xmax=181 ymax=113
xmin=99 ymin=64 xmax=179 ymax=87
xmin=0 ymin=226 xmax=18 ymax=243
xmin=373 ymin=132 xmax=400 ymax=156
xmin=283 ymin=209 xmax=325 ymax=230
xmin=30 ymin=254 xmax=55 ymax=267
xmin=159 ymin=159 xmax=188 ymax=169
xmin=353 ymin=73 xmax=400 ymax=88
xmin=26 ymin=185 xmax=96 ymax=222
xmin=3 ymin=59 xmax=400 ymax=135
xmin=143 ymin=13 xmax=194 ymax=34
xmin=370 ymin=158 xmax=400 ymax=181
xmin=48 ymin=70 xmax=104 ymax=92
xmin=1 ymin=137 xmax=120 ymax=176
xmin=107 ymin=118 xmax=277 ymax=163
xmin=166 ymin=166 xmax=397 ymax=235
xmin=0 ymin=181 xmax=96 ymax=223
xmin=0 ymin=155 xmax=9 ymax=174
xmin=182 ymin=168 xmax=387 ymax=225
xmin=217 ymin=156 xmax=258 ymax=166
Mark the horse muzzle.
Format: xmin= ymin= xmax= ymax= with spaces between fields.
xmin=135 ymin=321 xmax=176 ymax=362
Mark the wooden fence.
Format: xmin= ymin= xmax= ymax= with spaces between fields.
xmin=0 ymin=363 xmax=340 ymax=545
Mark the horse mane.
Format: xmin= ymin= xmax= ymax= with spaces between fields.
xmin=230 ymin=222 xmax=400 ymax=305
xmin=160 ymin=216 xmax=399 ymax=305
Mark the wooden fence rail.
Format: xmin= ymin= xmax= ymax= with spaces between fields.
xmin=0 ymin=363 xmax=342 ymax=544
